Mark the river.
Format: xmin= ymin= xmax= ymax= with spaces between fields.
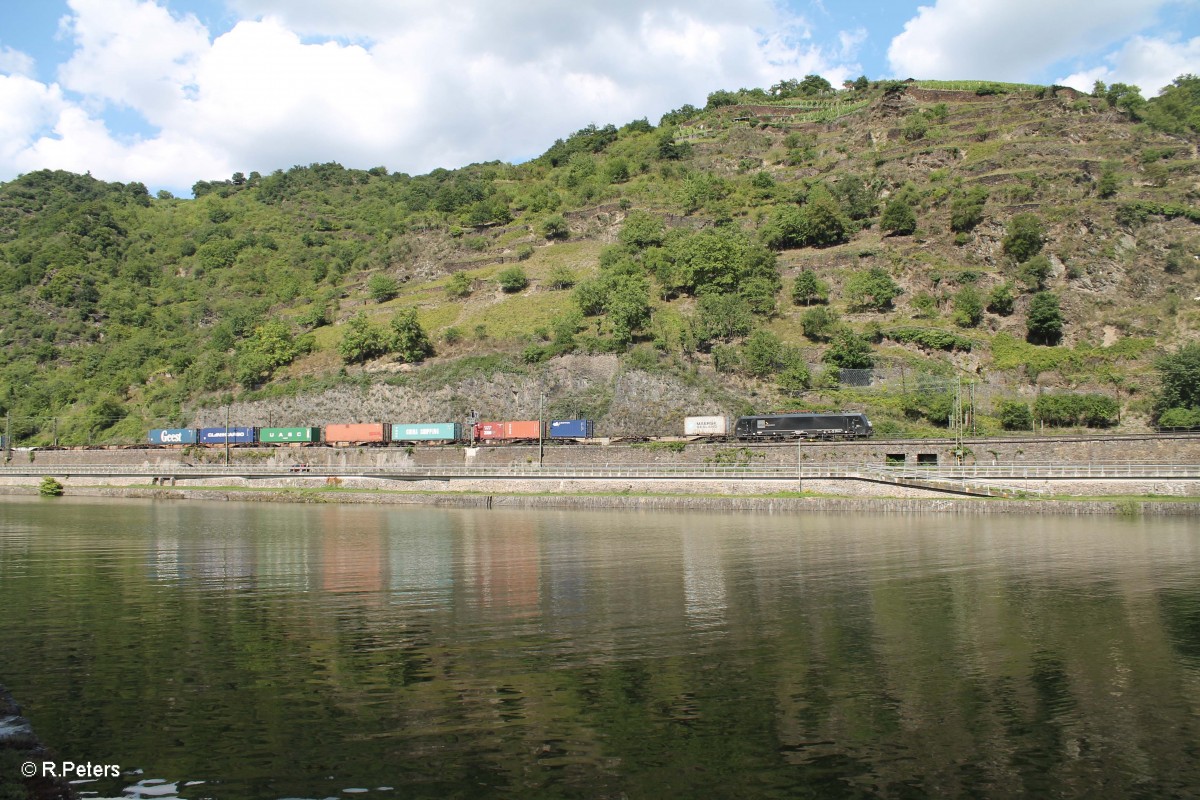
xmin=1 ymin=495 xmax=1199 ymax=799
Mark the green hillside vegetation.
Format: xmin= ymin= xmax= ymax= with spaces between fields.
xmin=1 ymin=75 xmax=1198 ymax=445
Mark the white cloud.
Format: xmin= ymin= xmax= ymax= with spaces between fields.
xmin=0 ymin=0 xmax=861 ymax=194
xmin=1058 ymin=35 xmax=1200 ymax=95
xmin=888 ymin=0 xmax=1176 ymax=81
xmin=57 ymin=0 xmax=210 ymax=124
xmin=0 ymin=46 xmax=36 ymax=78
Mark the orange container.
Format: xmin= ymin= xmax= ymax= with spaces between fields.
xmin=324 ymin=423 xmax=388 ymax=443
xmin=474 ymin=420 xmax=542 ymax=441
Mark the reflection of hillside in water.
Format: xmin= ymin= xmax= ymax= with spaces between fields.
xmin=3 ymin=498 xmax=1200 ymax=798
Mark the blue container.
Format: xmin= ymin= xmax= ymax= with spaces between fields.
xmin=390 ymin=423 xmax=462 ymax=442
xmin=548 ymin=419 xmax=593 ymax=439
xmin=198 ymin=426 xmax=256 ymax=444
xmin=148 ymin=428 xmax=198 ymax=445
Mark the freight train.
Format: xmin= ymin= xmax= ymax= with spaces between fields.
xmin=146 ymin=413 xmax=869 ymax=447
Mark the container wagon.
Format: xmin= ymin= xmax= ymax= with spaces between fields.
xmin=684 ymin=416 xmax=732 ymax=438
xmin=473 ymin=421 xmax=542 ymax=442
xmin=148 ymin=428 xmax=198 ymax=445
xmin=547 ymin=419 xmax=594 ymax=439
xmin=198 ymin=427 xmax=257 ymax=445
xmin=258 ymin=427 xmax=322 ymax=444
xmin=390 ymin=423 xmax=461 ymax=443
xmin=324 ymin=423 xmax=389 ymax=445
xmin=735 ymin=412 xmax=872 ymax=440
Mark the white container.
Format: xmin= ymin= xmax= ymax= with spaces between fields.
xmin=684 ymin=416 xmax=731 ymax=436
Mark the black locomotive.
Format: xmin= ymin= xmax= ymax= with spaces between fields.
xmin=735 ymin=412 xmax=873 ymax=440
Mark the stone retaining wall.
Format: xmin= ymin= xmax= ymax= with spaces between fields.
xmin=19 ymin=434 xmax=1200 ymax=470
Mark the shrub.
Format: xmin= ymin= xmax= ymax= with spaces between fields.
xmin=885 ymin=327 xmax=972 ymax=352
xmin=822 ymin=329 xmax=874 ymax=369
xmin=987 ymin=283 xmax=1015 ymax=315
xmin=801 ymin=306 xmax=840 ymax=342
xmin=996 ymin=400 xmax=1033 ymax=430
xmin=446 ymin=272 xmax=472 ymax=299
xmin=1003 ymin=213 xmax=1045 ymax=263
xmin=949 ymin=187 xmax=988 ymax=232
xmin=39 ymin=476 xmax=64 ymax=497
xmin=881 ymin=198 xmax=917 ymax=235
xmin=952 ymin=285 xmax=983 ymax=327
xmin=1158 ymin=407 xmax=1200 ymax=430
xmin=540 ymin=215 xmax=569 ymax=240
xmin=1033 ymin=393 xmax=1119 ymax=427
xmin=497 ymin=266 xmax=529 ymax=292
xmin=1018 ymin=254 xmax=1052 ymax=291
xmin=845 ymin=266 xmax=901 ymax=311
xmin=546 ymin=265 xmax=577 ymax=290
xmin=367 ymin=273 xmax=399 ymax=303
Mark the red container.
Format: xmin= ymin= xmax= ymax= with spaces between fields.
xmin=473 ymin=420 xmax=542 ymax=441
xmin=324 ymin=423 xmax=388 ymax=444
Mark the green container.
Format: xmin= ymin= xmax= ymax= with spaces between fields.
xmin=258 ymin=427 xmax=320 ymax=443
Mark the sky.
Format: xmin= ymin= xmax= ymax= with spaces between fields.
xmin=0 ymin=0 xmax=1197 ymax=196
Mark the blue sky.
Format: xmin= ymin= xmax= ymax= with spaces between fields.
xmin=1 ymin=0 xmax=1196 ymax=196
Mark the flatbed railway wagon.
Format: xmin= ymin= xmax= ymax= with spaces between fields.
xmin=735 ymin=412 xmax=873 ymax=440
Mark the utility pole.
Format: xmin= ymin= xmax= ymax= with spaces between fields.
xmin=225 ymin=405 xmax=231 ymax=466
xmin=4 ymin=412 xmax=10 ymax=463
xmin=538 ymin=392 xmax=545 ymax=467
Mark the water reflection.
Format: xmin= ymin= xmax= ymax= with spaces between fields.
xmin=1 ymin=497 xmax=1199 ymax=799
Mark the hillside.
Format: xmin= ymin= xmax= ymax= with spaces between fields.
xmin=0 ymin=77 xmax=1198 ymax=445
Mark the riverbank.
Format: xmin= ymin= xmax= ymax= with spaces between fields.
xmin=1 ymin=484 xmax=1196 ymax=516
xmin=0 ymin=686 xmax=74 ymax=800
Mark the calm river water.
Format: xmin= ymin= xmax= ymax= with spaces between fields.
xmin=1 ymin=496 xmax=1199 ymax=799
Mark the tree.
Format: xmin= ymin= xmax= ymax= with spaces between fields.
xmin=694 ymin=293 xmax=753 ymax=348
xmin=1142 ymin=74 xmax=1200 ymax=135
xmin=1154 ymin=341 xmax=1200 ymax=420
xmin=390 ymin=308 xmax=434 ymax=363
xmin=1026 ymin=291 xmax=1063 ymax=345
xmin=791 ymin=269 xmax=828 ymax=306
xmin=801 ymin=191 xmax=854 ymax=247
xmin=546 ymin=265 xmax=576 ymax=289
xmin=741 ymin=329 xmax=784 ymax=378
xmin=619 ymin=211 xmax=666 ymax=250
xmin=367 ymin=273 xmax=399 ymax=303
xmin=1018 ymin=254 xmax=1053 ymax=291
xmin=845 ymin=266 xmax=901 ymax=311
xmin=1003 ymin=213 xmax=1045 ymax=263
xmin=881 ymin=197 xmax=917 ymax=235
xmin=338 ymin=312 xmax=390 ymax=364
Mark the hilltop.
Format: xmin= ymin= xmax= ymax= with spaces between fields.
xmin=0 ymin=76 xmax=1198 ymax=445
